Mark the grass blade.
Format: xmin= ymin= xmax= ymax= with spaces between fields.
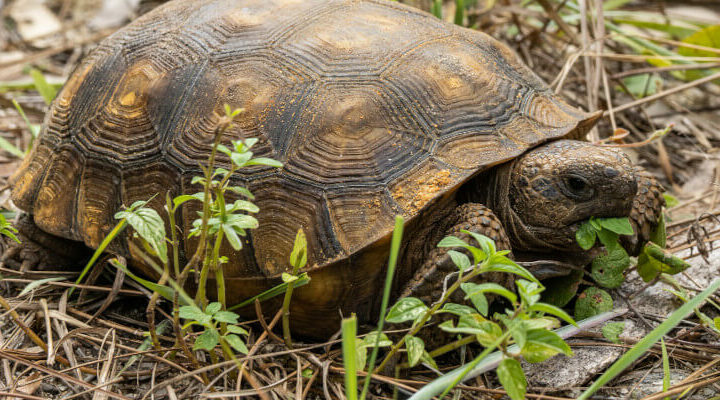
xmin=342 ymin=315 xmax=358 ymax=400
xmin=360 ymin=216 xmax=404 ymax=400
xmin=577 ymin=279 xmax=720 ymax=400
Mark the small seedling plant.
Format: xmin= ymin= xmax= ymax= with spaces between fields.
xmin=71 ymin=105 xmax=287 ymax=374
xmin=357 ymin=232 xmax=577 ymax=400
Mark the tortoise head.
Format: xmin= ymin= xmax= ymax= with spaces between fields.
xmin=500 ymin=140 xmax=637 ymax=251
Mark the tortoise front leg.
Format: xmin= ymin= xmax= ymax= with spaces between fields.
xmin=1 ymin=213 xmax=88 ymax=271
xmin=400 ymin=203 xmax=513 ymax=305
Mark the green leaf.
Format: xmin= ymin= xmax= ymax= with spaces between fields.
xmin=601 ymin=322 xmax=625 ymax=344
xmin=590 ymin=246 xmax=630 ymax=289
xmin=597 ymin=217 xmax=634 ymax=236
xmin=246 ymin=157 xmax=283 ymax=168
xmin=529 ymin=303 xmax=577 ymax=327
xmin=227 ymin=186 xmax=254 ymax=199
xmin=643 ymin=242 xmax=692 ymax=275
xmin=225 ymin=334 xmax=249 ymax=354
xmin=386 ymin=297 xmax=429 ymax=324
xmin=621 ymin=74 xmax=663 ymax=98
xmin=194 ymin=330 xmax=220 ymax=351
xmin=521 ymin=329 xmax=572 ymax=363
xmin=290 ymin=229 xmax=307 ymax=270
xmin=637 ymin=250 xmax=663 ymax=282
xmin=205 ymin=302 xmax=222 ymax=315
xmin=447 ymin=250 xmax=471 ymax=272
xmin=231 ymin=151 xmax=253 ymax=167
xmin=541 ymin=269 xmax=584 ymax=307
xmin=437 ymin=235 xmax=469 ymax=248
xmin=516 ymin=279 xmax=542 ymax=307
xmin=462 ymin=230 xmax=496 ymax=256
xmin=462 ymin=282 xmax=517 ymax=304
xmin=663 ymin=194 xmax=678 ymax=208
xmin=281 ymin=272 xmax=298 ymax=283
xmin=213 ymin=311 xmax=240 ymax=324
xmin=226 ymin=200 xmax=259 ymax=213
xmin=678 ymin=25 xmax=720 ymax=81
xmin=497 ymin=358 xmax=527 ymax=400
xmin=483 ymin=255 xmax=539 ymax=283
xmin=649 ymin=213 xmax=666 ymax=248
xmin=173 ymin=192 xmax=204 ymax=209
xmin=360 ymin=331 xmax=392 ymax=348
xmin=596 ymin=229 xmax=620 ymax=250
xmin=576 ymin=222 xmax=598 ymax=250
xmin=109 ymin=258 xmax=189 ymax=306
xmin=226 ymin=325 xmax=249 ymax=335
xmin=222 ymin=224 xmax=243 ymax=250
xmin=179 ymin=305 xmax=211 ymax=325
xmin=461 ymin=283 xmax=488 ymax=316
xmin=115 ymin=206 xmax=168 ymax=264
xmin=575 ymin=287 xmax=613 ymax=321
xmin=0 ymin=136 xmax=24 ymax=158
xmin=440 ymin=303 xmax=476 ymax=317
xmin=19 ymin=277 xmax=66 ymax=296
xmin=406 ymin=336 xmax=425 ymax=368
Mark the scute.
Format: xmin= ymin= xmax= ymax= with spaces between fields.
xmin=10 ymin=0 xmax=597 ymax=284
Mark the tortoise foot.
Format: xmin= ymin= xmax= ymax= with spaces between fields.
xmin=0 ymin=214 xmax=87 ymax=271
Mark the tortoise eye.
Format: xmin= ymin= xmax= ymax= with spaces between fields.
xmin=563 ymin=175 xmax=593 ymax=200
xmin=566 ymin=176 xmax=587 ymax=192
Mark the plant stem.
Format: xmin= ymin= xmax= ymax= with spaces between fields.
xmin=375 ymin=263 xmax=484 ymax=374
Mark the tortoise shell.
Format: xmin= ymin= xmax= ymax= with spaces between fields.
xmin=11 ymin=0 xmax=596 ymax=333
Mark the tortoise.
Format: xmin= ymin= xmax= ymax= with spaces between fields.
xmin=6 ymin=0 xmax=663 ymax=338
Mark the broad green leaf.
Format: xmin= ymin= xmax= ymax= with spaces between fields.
xmin=194 ymin=330 xmax=220 ymax=351
xmin=213 ymin=311 xmax=240 ymax=324
xmin=516 ymin=280 xmax=542 ymax=307
xmin=644 ymin=242 xmax=691 ymax=275
xmin=227 ymin=185 xmax=254 ymax=199
xmin=483 ymin=255 xmax=538 ymax=283
xmin=290 ymin=229 xmax=307 ymax=270
xmin=637 ymin=250 xmax=663 ymax=282
xmin=205 ymin=302 xmax=222 ymax=315
xmin=596 ymin=229 xmax=620 ymax=250
xmin=19 ymin=277 xmax=66 ymax=296
xmin=281 ymin=272 xmax=298 ymax=283
xmin=462 ymin=230 xmax=496 ymax=256
xmin=222 ymin=224 xmax=243 ymax=250
xmin=116 ymin=206 xmax=168 ymax=264
xmin=437 ymin=235 xmax=469 ymax=248
xmin=227 ymin=200 xmax=259 ymax=213
xmin=521 ymin=329 xmax=572 ymax=363
xmin=226 ymin=325 xmax=249 ymax=335
xmin=601 ymin=322 xmax=625 ymax=344
xmin=179 ymin=306 xmax=211 ymax=325
xmin=462 ymin=282 xmax=517 ymax=304
xmin=173 ymin=193 xmax=204 ymax=209
xmin=576 ymin=222 xmax=597 ymax=250
xmin=497 ymin=358 xmax=527 ymax=400
xmin=360 ymin=331 xmax=392 ymax=348
xmin=649 ymin=213 xmax=667 ymax=248
xmin=575 ymin=287 xmax=613 ymax=321
xmin=678 ymin=25 xmax=720 ymax=81
xmin=447 ymin=250 xmax=471 ymax=272
xmin=597 ymin=218 xmax=634 ymax=236
xmin=529 ymin=303 xmax=577 ymax=327
xmin=386 ymin=297 xmax=429 ymax=324
xmin=224 ymin=334 xmax=248 ymax=354
xmin=461 ymin=282 xmax=488 ymax=315
xmin=663 ymin=194 xmax=678 ymax=208
xmin=541 ymin=269 xmax=583 ymax=307
xmin=440 ymin=303 xmax=476 ymax=317
xmin=231 ymin=151 xmax=253 ymax=167
xmin=590 ymin=246 xmax=630 ymax=289
xmin=621 ymin=74 xmax=663 ymax=98
xmin=406 ymin=336 xmax=425 ymax=368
